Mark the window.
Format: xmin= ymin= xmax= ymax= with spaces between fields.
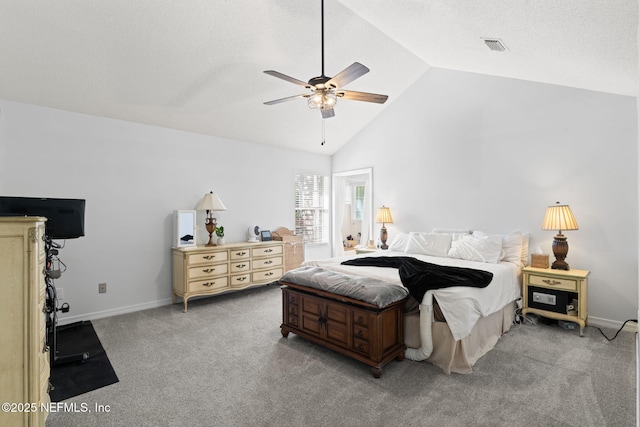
xmin=295 ymin=173 xmax=329 ymax=244
xmin=353 ymin=185 xmax=365 ymax=221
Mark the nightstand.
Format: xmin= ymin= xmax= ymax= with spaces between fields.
xmin=522 ymin=266 xmax=590 ymax=336
xmin=355 ymin=247 xmax=379 ymax=255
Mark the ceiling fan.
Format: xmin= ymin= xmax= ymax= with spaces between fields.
xmin=263 ymin=0 xmax=388 ymax=119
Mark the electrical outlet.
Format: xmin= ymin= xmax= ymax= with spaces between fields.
xmin=98 ymin=282 xmax=107 ymax=294
xmin=57 ymin=287 xmax=64 ymax=300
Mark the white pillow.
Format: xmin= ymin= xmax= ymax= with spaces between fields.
xmin=500 ymin=230 xmax=523 ymax=265
xmin=387 ymin=233 xmax=410 ymax=252
xmin=448 ymin=231 xmax=503 ymax=263
xmin=405 ymin=232 xmax=452 ymax=257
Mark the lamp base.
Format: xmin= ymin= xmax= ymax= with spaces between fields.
xmin=205 ymin=219 xmax=217 ymax=247
xmin=551 ymin=233 xmax=570 ymax=270
xmin=380 ymin=226 xmax=388 ymax=250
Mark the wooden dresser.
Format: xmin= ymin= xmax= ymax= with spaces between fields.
xmin=172 ymin=241 xmax=285 ymax=312
xmin=0 ymin=217 xmax=50 ymax=427
xmin=280 ymin=283 xmax=406 ymax=378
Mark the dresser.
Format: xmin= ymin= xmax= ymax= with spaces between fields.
xmin=0 ymin=218 xmax=50 ymax=427
xmin=172 ymin=241 xmax=285 ymax=312
xmin=280 ymin=283 xmax=406 ymax=378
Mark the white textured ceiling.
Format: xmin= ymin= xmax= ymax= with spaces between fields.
xmin=0 ymin=1 xmax=636 ymax=155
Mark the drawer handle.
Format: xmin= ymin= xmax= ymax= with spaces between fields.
xmin=43 ymin=344 xmax=49 ymax=353
xmin=356 ymin=330 xmax=363 ymax=338
xmin=203 ymin=255 xmax=215 ymax=260
xmin=265 ymin=260 xmax=273 ymax=264
xmin=236 ymin=251 xmax=246 ymax=256
xmin=289 ymin=297 xmax=297 ymax=304
xmin=357 ymin=343 xmax=364 ymax=351
xmin=357 ymin=316 xmax=364 ymax=324
xmin=266 ymin=272 xmax=274 ymax=276
xmin=202 ymin=268 xmax=216 ymax=273
xmin=289 ymin=307 xmax=297 ymax=315
xmin=265 ymin=249 xmax=273 ymax=253
xmin=542 ymin=279 xmax=562 ymax=286
xmin=202 ymin=282 xmax=214 ymax=287
xmin=236 ymin=277 xmax=247 ymax=282
xmin=236 ymin=264 xmax=246 ymax=268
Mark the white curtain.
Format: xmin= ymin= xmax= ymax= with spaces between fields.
xmin=359 ymin=182 xmax=371 ymax=247
xmin=333 ymin=176 xmax=346 ymax=257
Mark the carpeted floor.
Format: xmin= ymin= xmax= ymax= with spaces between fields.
xmin=46 ymin=285 xmax=636 ymax=427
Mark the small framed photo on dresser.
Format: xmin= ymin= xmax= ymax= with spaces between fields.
xmin=260 ymin=230 xmax=272 ymax=241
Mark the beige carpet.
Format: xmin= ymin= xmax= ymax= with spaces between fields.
xmin=46 ymin=284 xmax=636 ymax=427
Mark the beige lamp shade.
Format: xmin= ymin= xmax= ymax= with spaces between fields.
xmin=541 ymin=202 xmax=578 ymax=232
xmin=197 ymin=191 xmax=227 ymax=212
xmin=375 ymin=206 xmax=393 ymax=224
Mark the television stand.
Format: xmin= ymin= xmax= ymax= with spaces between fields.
xmin=44 ymin=236 xmax=91 ymax=366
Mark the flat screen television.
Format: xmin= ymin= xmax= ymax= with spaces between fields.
xmin=0 ymin=196 xmax=85 ymax=239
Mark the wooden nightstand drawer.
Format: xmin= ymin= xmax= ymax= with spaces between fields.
xmin=528 ymin=274 xmax=577 ymax=292
xmin=188 ymin=263 xmax=228 ymax=279
xmin=187 ymin=251 xmax=228 ymax=265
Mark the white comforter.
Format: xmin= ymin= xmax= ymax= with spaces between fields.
xmin=303 ymin=251 xmax=521 ymax=341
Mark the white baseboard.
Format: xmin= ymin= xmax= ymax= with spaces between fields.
xmin=57 ymin=298 xmax=174 ymax=326
xmin=588 ymin=316 xmax=638 ymax=333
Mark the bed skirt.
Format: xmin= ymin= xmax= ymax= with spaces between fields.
xmin=404 ymin=301 xmax=516 ymax=374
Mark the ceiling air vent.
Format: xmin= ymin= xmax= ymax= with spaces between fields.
xmin=482 ymin=38 xmax=507 ymax=52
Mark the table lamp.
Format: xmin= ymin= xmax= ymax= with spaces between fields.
xmin=541 ymin=202 xmax=579 ymax=270
xmin=197 ymin=191 xmax=227 ymax=246
xmin=375 ymin=205 xmax=393 ymax=250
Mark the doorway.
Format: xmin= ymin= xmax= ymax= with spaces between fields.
xmin=332 ymin=168 xmax=373 ymax=257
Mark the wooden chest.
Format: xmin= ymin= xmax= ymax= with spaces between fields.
xmin=280 ymin=283 xmax=406 ymax=378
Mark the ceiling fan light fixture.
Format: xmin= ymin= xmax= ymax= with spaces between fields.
xmin=308 ymin=91 xmax=337 ymax=110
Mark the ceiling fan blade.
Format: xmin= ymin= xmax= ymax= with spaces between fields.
xmin=326 ymin=62 xmax=369 ymax=89
xmin=321 ymin=108 xmax=335 ymax=119
xmin=263 ymin=70 xmax=310 ymax=88
xmin=337 ymin=90 xmax=388 ymax=104
xmin=264 ymin=94 xmax=308 ymax=105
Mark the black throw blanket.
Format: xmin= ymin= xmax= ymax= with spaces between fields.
xmin=341 ymin=256 xmax=493 ymax=302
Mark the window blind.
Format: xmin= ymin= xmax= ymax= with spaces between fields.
xmin=294 ymin=173 xmax=329 ymax=244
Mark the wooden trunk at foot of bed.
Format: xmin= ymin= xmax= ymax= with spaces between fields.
xmin=280 ymin=282 xmax=406 ymax=378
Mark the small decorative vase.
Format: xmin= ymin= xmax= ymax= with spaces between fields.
xmin=217 ymin=237 xmax=225 ymax=245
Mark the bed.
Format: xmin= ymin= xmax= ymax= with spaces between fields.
xmin=279 ymin=229 xmax=526 ymax=375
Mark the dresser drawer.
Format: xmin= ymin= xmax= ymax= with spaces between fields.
xmin=230 ymin=273 xmax=251 ymax=288
xmin=230 ymin=249 xmax=250 ymax=260
xmin=253 ymin=256 xmax=282 ymax=270
xmin=188 ymin=263 xmax=228 ymax=279
xmin=528 ymin=274 xmax=578 ymax=292
xmin=188 ymin=276 xmax=229 ymax=293
xmin=187 ymin=251 xmax=228 ymax=265
xmin=353 ymin=338 xmax=370 ymax=355
xmin=252 ymin=245 xmax=283 ymax=257
xmin=252 ymin=268 xmax=282 ymax=283
xmin=353 ymin=325 xmax=369 ymax=340
xmin=230 ymin=260 xmax=250 ymax=273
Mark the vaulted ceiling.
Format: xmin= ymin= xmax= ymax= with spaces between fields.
xmin=0 ymin=1 xmax=637 ymax=154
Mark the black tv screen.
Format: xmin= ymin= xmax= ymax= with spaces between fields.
xmin=0 ymin=196 xmax=85 ymax=239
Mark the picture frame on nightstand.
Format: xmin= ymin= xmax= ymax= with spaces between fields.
xmin=174 ymin=210 xmax=196 ymax=247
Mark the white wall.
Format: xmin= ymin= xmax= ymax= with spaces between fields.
xmin=333 ymin=67 xmax=638 ymax=326
xmin=0 ymin=100 xmax=331 ymax=322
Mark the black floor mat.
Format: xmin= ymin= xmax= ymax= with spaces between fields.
xmin=48 ymin=321 xmax=119 ymax=402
